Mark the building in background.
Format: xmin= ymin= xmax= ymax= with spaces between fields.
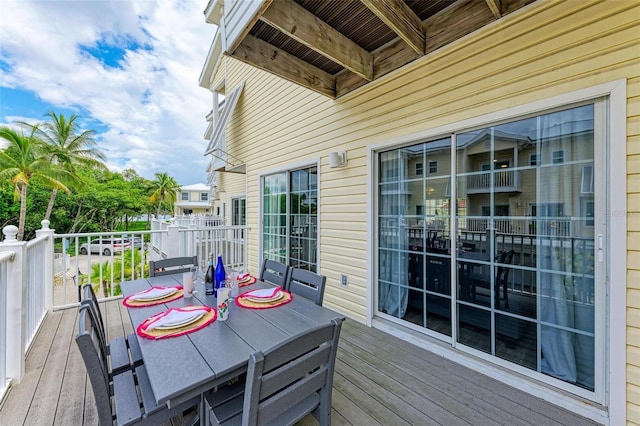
xmin=174 ymin=183 xmax=213 ymax=216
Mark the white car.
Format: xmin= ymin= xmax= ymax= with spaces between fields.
xmin=79 ymin=239 xmax=132 ymax=256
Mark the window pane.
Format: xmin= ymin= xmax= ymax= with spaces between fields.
xmin=379 ymin=138 xmax=452 ymax=336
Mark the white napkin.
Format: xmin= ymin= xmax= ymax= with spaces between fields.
xmin=146 ymin=308 xmax=208 ymax=331
xmin=242 ymin=286 xmax=281 ymax=299
xmin=129 ymin=286 xmax=177 ymax=301
xmin=238 ymin=273 xmax=251 ymax=281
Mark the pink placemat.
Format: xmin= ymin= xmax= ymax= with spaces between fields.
xmin=123 ymin=285 xmax=184 ymax=307
xmin=235 ymin=289 xmax=292 ymax=309
xmin=237 ymin=275 xmax=257 ymax=287
xmin=137 ymin=306 xmax=216 ymax=339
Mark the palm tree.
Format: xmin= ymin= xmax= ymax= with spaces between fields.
xmin=0 ymin=126 xmax=70 ymax=240
xmin=29 ymin=112 xmax=106 ymax=220
xmin=149 ymin=172 xmax=180 ymax=217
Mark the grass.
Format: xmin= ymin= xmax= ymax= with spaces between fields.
xmin=116 ymin=221 xmax=149 ymax=232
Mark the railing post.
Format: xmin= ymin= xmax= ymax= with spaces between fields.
xmin=1 ymin=225 xmax=26 ymax=383
xmin=167 ymin=224 xmax=180 ymax=258
xmin=36 ymin=220 xmax=55 ymax=311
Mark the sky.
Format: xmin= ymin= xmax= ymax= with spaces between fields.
xmin=0 ymin=0 xmax=217 ymax=185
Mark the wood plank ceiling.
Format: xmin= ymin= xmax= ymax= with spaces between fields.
xmin=226 ymin=0 xmax=537 ymax=99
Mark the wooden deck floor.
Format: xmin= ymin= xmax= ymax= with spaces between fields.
xmin=0 ymin=300 xmax=600 ymax=426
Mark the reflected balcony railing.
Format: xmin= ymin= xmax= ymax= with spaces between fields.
xmin=466 ymin=170 xmax=522 ymax=194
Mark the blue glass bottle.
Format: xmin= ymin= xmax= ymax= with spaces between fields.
xmin=214 ymin=254 xmax=225 ymax=297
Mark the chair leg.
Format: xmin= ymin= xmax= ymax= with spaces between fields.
xmin=503 ymin=281 xmax=509 ymax=308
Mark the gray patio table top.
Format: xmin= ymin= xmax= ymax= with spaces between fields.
xmin=121 ymin=273 xmax=343 ymax=410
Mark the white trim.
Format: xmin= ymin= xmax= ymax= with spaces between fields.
xmin=366 ymin=149 xmax=374 ymax=327
xmin=366 ymin=79 xmax=627 ymax=423
xmin=607 ymin=79 xmax=627 ymax=426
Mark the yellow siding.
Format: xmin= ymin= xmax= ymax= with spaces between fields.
xmin=216 ymin=0 xmax=640 ymax=417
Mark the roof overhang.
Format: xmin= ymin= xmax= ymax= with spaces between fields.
xmin=199 ymin=30 xmax=223 ymax=89
xmin=218 ymin=0 xmax=538 ymax=99
xmin=204 ymin=0 xmax=223 ymax=25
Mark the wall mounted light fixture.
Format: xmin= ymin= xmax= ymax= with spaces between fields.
xmin=328 ymin=151 xmax=347 ymax=168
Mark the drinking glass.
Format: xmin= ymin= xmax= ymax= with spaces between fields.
xmin=190 ymin=265 xmax=199 ymax=294
xmin=182 ymin=272 xmax=194 ymax=298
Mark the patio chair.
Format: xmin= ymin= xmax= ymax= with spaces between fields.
xmin=287 ymin=268 xmax=326 ymax=306
xmin=259 ymin=259 xmax=290 ymax=289
xmin=149 ymin=255 xmax=197 ymax=277
xmin=81 ymin=284 xmax=143 ymax=374
xmin=470 ymin=250 xmax=514 ymax=308
xmin=76 ymin=304 xmax=199 ymax=426
xmin=204 ymin=317 xmax=344 ymax=426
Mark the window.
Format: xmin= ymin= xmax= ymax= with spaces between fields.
xmin=481 ymin=205 xmax=509 ymax=216
xmin=581 ymin=165 xmax=594 ymax=193
xmin=232 ymin=198 xmax=246 ymax=226
xmin=581 ymin=198 xmax=595 ymax=227
xmin=552 ymin=150 xmax=565 ymax=164
xmin=428 ymin=160 xmax=438 ymax=174
xmin=415 ymin=162 xmax=423 ymax=176
xmin=483 ymin=160 xmax=509 ymax=170
xmin=529 ymin=154 xmax=539 ymax=166
xmin=377 ymin=102 xmax=601 ymax=394
xmin=262 ymin=166 xmax=318 ymax=272
xmin=200 ymin=192 xmax=209 ymax=201
xmin=181 ymin=192 xmax=189 ymax=201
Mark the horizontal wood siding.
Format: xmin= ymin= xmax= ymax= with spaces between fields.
xmin=218 ymin=0 xmax=639 ymax=418
xmin=628 ymin=64 xmax=640 ymax=422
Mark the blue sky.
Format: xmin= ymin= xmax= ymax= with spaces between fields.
xmin=0 ymin=0 xmax=217 ymax=185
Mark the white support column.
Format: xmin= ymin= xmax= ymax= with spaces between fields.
xmin=167 ymin=225 xmax=180 ymax=258
xmin=35 ymin=220 xmax=55 ymax=311
xmin=1 ymin=225 xmax=26 ymax=383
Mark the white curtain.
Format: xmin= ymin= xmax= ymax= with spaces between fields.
xmin=538 ymin=106 xmax=594 ymax=389
xmin=378 ymin=151 xmax=410 ymax=318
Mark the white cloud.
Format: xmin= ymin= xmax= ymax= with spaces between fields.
xmin=0 ymin=0 xmax=217 ymax=184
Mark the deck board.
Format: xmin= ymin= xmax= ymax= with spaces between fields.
xmin=0 ymin=301 xmax=601 ymax=426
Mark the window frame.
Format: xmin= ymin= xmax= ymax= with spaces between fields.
xmin=552 ymin=150 xmax=565 ymax=164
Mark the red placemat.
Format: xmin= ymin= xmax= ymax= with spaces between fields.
xmin=237 ymin=275 xmax=257 ymax=287
xmin=137 ymin=306 xmax=216 ymax=339
xmin=235 ymin=290 xmax=292 ymax=309
xmin=123 ymin=285 xmax=184 ymax=307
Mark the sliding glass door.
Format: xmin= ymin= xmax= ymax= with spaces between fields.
xmin=377 ymin=102 xmax=603 ymax=394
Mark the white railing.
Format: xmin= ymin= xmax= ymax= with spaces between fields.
xmin=53 ymin=230 xmax=159 ymax=306
xmin=53 ymin=223 xmax=247 ymax=306
xmin=466 ymin=170 xmax=521 ymax=193
xmin=177 ymin=226 xmax=246 ymax=271
xmin=0 ymin=221 xmax=55 ymax=393
xmin=0 ymin=250 xmax=14 ymax=403
xmin=465 ymin=217 xmax=573 ymax=237
xmin=24 ymin=232 xmax=50 ymax=350
xmin=171 ymin=215 xmax=225 ymax=227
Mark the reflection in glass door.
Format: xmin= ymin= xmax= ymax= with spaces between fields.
xmin=262 ymin=167 xmax=318 ymax=272
xmin=455 ymin=105 xmax=596 ymax=390
xmin=377 ymin=103 xmax=601 ymax=393
xmin=378 ymin=138 xmax=453 ymax=336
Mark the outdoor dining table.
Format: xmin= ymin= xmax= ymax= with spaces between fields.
xmin=120 ymin=272 xmax=343 ymax=421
